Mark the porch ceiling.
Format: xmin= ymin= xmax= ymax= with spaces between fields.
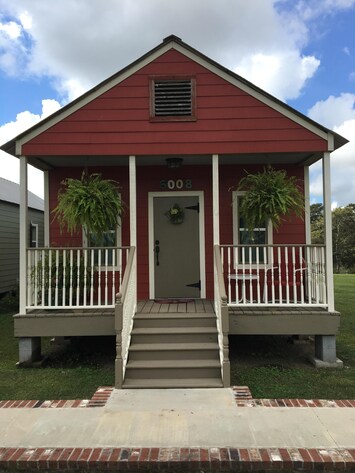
xmin=28 ymin=151 xmax=320 ymax=171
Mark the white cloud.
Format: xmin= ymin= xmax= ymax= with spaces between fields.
xmin=235 ymin=51 xmax=320 ymax=101
xmin=308 ymin=93 xmax=355 ymax=129
xmin=0 ymin=20 xmax=21 ymax=39
xmin=0 ymin=99 xmax=61 ymax=145
xmin=0 ymin=99 xmax=61 ymax=198
xmin=308 ymin=95 xmax=355 ymax=206
xmin=0 ymin=0 xmax=322 ymax=102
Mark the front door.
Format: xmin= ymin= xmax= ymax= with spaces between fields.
xmin=152 ymin=195 xmax=200 ymax=299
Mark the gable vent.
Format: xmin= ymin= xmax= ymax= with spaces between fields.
xmin=154 ymin=79 xmax=193 ymax=117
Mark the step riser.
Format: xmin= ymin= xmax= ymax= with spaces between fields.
xmin=131 ymin=333 xmax=218 ymax=344
xmin=128 ymin=349 xmax=220 ymax=361
xmin=134 ymin=318 xmax=216 ymax=329
xmin=125 ymin=367 xmax=221 ymax=379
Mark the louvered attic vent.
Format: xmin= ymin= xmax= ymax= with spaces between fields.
xmin=151 ymin=78 xmax=196 ymax=120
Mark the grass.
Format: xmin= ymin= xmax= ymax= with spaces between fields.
xmin=229 ymin=274 xmax=355 ymax=399
xmin=0 ymin=274 xmax=354 ymax=400
xmin=0 ymin=303 xmax=114 ymax=400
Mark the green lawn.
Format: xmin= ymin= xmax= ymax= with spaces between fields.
xmin=0 ymin=274 xmax=354 ymax=400
xmin=230 ymin=274 xmax=355 ymax=399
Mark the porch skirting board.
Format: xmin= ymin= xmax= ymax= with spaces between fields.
xmin=228 ymin=307 xmax=340 ymax=336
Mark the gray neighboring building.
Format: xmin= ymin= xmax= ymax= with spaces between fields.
xmin=0 ymin=177 xmax=44 ymax=295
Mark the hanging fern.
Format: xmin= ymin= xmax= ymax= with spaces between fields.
xmin=52 ymin=171 xmax=124 ymax=242
xmin=237 ymin=166 xmax=304 ymax=232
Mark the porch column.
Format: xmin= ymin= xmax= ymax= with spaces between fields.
xmin=129 ymin=155 xmax=137 ymax=307
xmin=129 ymin=155 xmax=137 ymax=247
xmin=322 ymin=151 xmax=334 ymax=312
xmin=304 ymin=166 xmax=311 ymax=244
xmin=44 ymin=170 xmax=50 ymax=247
xmin=212 ymin=154 xmax=220 ymax=245
xmin=19 ymin=156 xmax=28 ymax=314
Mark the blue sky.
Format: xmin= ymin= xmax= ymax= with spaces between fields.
xmin=0 ymin=0 xmax=355 ymax=205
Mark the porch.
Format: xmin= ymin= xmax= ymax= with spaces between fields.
xmin=14 ymin=240 xmax=342 ymax=387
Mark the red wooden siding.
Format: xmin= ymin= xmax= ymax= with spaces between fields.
xmin=49 ymin=163 xmax=305 ymax=300
xmin=23 ymin=49 xmax=327 ymax=157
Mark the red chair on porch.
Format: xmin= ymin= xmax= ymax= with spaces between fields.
xmin=265 ymin=262 xmax=307 ymax=304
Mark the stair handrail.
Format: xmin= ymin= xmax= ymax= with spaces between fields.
xmin=114 ymin=246 xmax=136 ymax=388
xmin=214 ymin=245 xmax=230 ymax=387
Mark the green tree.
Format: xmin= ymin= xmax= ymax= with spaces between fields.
xmin=332 ymin=205 xmax=355 ymax=272
xmin=310 ymin=203 xmax=324 ymax=244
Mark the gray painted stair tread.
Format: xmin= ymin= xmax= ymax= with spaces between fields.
xmin=131 ymin=327 xmax=217 ymax=335
xmin=134 ymin=312 xmax=216 ymax=319
xmin=122 ymin=378 xmax=224 ymax=388
xmin=126 ymin=360 xmax=221 ymax=369
xmin=129 ymin=342 xmax=219 ymax=351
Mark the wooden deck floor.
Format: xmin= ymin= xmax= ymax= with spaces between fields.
xmin=137 ymin=299 xmax=215 ymax=314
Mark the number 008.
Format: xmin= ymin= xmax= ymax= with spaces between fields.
xmin=160 ymin=179 xmax=192 ymax=190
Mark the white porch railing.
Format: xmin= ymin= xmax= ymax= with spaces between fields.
xmin=220 ymin=244 xmax=327 ymax=307
xmin=214 ymin=246 xmax=230 ymax=387
xmin=114 ymin=246 xmax=136 ymax=388
xmin=26 ymin=246 xmax=130 ymax=310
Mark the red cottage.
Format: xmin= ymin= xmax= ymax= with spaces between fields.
xmin=2 ymin=35 xmax=348 ymax=388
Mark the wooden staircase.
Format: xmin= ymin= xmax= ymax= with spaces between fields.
xmin=123 ymin=311 xmax=223 ymax=388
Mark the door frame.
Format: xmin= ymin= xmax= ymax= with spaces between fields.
xmin=148 ymin=191 xmax=206 ymax=300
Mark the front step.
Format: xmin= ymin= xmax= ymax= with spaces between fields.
xmin=123 ymin=312 xmax=223 ymax=388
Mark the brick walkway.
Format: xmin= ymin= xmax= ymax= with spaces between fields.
xmin=0 ymin=386 xmax=354 ymax=471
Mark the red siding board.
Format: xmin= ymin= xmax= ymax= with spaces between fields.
xmin=48 ymin=163 xmax=305 ymax=300
xmin=23 ymin=49 xmax=327 ymax=156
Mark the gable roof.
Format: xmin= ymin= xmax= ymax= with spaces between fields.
xmin=1 ymin=34 xmax=348 ymax=157
xmin=0 ymin=177 xmax=44 ymax=211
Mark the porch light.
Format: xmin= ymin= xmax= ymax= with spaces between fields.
xmin=166 ymin=157 xmax=183 ymax=169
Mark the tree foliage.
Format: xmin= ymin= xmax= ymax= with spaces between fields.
xmin=53 ymin=172 xmax=124 ymax=242
xmin=237 ymin=166 xmax=304 ymax=232
xmin=311 ymin=203 xmax=355 ymax=272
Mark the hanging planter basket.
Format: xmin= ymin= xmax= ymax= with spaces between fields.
xmin=165 ymin=204 xmax=185 ymax=225
xmin=236 ymin=166 xmax=305 ymax=232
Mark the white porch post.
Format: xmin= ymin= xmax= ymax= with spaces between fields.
xmin=212 ymin=154 xmax=220 ymax=245
xmin=323 ymin=151 xmax=335 ymax=312
xmin=129 ymin=155 xmax=137 ymax=247
xmin=44 ymin=170 xmax=50 ymax=247
xmin=19 ymin=156 xmax=28 ymax=314
xmin=304 ymin=166 xmax=311 ymax=245
xmin=129 ymin=155 xmax=137 ymax=306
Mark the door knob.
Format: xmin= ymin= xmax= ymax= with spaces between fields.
xmin=154 ymin=240 xmax=160 ymax=266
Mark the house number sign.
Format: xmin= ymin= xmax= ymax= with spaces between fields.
xmin=160 ymin=179 xmax=192 ymax=190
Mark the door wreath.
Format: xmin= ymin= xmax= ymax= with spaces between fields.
xmin=165 ymin=203 xmax=185 ymax=224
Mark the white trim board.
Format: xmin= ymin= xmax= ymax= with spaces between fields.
xmin=148 ymin=191 xmax=206 ymax=300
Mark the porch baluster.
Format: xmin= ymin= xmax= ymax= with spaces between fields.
xmin=277 ymin=246 xmax=282 ymax=305
xmin=248 ymin=246 xmax=253 ymax=303
xmin=76 ymin=249 xmax=80 ymax=306
xmin=62 ymin=249 xmax=67 ymax=307
xmin=112 ymin=248 xmax=116 ymax=306
xmin=90 ymin=249 xmax=94 ymax=306
xmin=97 ymin=249 xmax=102 ymax=306
xmin=104 ymin=249 xmax=108 ymax=306
xmin=69 ymin=250 xmax=73 ymax=306
xmin=284 ymin=246 xmax=289 ymax=304
xmin=227 ymin=246 xmax=232 ymax=304
xmin=256 ymin=246 xmax=260 ymax=303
